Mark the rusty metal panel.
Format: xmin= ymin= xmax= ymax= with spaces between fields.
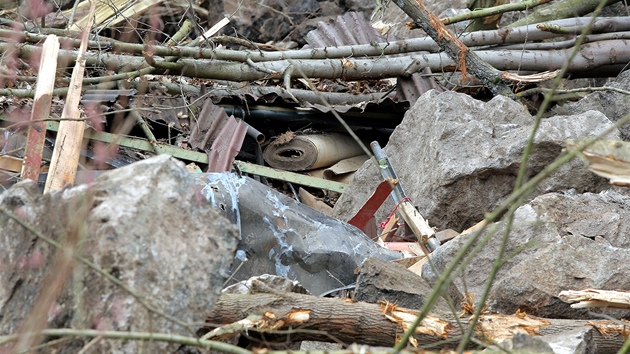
xmin=396 ymin=68 xmax=446 ymax=105
xmin=189 ymin=99 xmax=231 ymax=150
xmin=206 ymin=117 xmax=248 ymax=172
xmin=188 ymin=99 xmax=248 ymax=172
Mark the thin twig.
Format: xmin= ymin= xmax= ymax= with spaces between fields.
xmin=441 ymin=0 xmax=550 ymax=25
xmin=0 ymin=328 xmax=251 ymax=354
xmin=517 ymin=85 xmax=630 ymax=98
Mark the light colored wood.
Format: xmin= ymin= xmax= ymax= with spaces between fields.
xmin=298 ymin=187 xmax=333 ymax=215
xmin=559 ymin=289 xmax=630 ymax=309
xmin=44 ymin=2 xmax=96 ymax=193
xmin=1 ymin=155 xmax=25 ymax=172
xmin=206 ymin=288 xmax=624 ymax=352
xmin=21 ymin=35 xmax=59 ymax=181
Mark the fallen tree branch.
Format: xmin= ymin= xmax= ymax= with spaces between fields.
xmin=508 ymin=0 xmax=621 ymax=28
xmin=2 ymin=18 xmax=629 ymax=61
xmin=204 ymin=290 xmax=625 ymax=351
xmin=0 ymin=328 xmax=583 ymax=354
xmin=441 ymin=0 xmax=550 ymax=25
xmin=3 ymin=40 xmax=628 ymax=83
xmin=0 ymin=328 xmax=251 ymax=354
xmin=391 ymin=0 xmax=514 ymax=97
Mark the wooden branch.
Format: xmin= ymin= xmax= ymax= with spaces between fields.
xmin=3 ymin=18 xmax=628 ymax=61
xmin=0 ymin=328 xmax=588 ymax=354
xmin=2 ymin=39 xmax=627 ymax=84
xmin=205 ymin=290 xmax=625 ymax=351
xmin=508 ymin=0 xmax=621 ymax=28
xmin=205 ymin=291 xmax=440 ymax=347
xmin=441 ymin=0 xmax=550 ymax=26
xmin=560 ymin=289 xmax=630 ymax=309
xmin=391 ymin=0 xmax=514 ymax=97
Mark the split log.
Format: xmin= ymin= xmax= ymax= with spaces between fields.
xmin=21 ymin=34 xmax=59 ymax=182
xmin=205 ymin=288 xmax=625 ymax=352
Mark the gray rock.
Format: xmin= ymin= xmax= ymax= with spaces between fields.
xmin=300 ymin=341 xmax=344 ymax=351
xmin=553 ymin=70 xmax=630 ymax=141
xmin=423 ymin=190 xmax=630 ymax=319
xmin=333 ymin=90 xmax=619 ymax=231
xmin=541 ymin=327 xmax=596 ymax=354
xmin=495 ymin=333 xmax=554 ymax=353
xmin=0 ymin=155 xmax=239 ymax=353
xmin=354 ymin=257 xmax=454 ymax=313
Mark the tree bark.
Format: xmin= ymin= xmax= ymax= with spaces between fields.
xmin=3 ymin=17 xmax=630 ymax=61
xmin=391 ymin=0 xmax=514 ymax=97
xmin=205 ymin=291 xmax=625 ymax=353
xmin=4 ymin=40 xmax=628 ymax=83
xmin=508 ymin=0 xmax=621 ymax=28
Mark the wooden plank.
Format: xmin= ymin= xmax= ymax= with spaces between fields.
xmin=347 ymin=179 xmax=394 ymax=229
xmin=21 ymin=35 xmax=59 ymax=181
xmin=0 ymin=155 xmax=24 ymax=172
xmin=44 ymin=1 xmax=95 ymax=192
xmin=233 ymin=161 xmax=346 ymax=193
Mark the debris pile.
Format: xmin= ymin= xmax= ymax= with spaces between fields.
xmin=2 ymin=0 xmax=630 ymax=352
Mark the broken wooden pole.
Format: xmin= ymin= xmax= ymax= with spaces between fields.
xmin=370 ymin=141 xmax=439 ymax=251
xmin=21 ymin=35 xmax=59 ymax=182
xmin=44 ymin=2 xmax=95 ymax=192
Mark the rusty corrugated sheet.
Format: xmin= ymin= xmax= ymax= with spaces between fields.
xmin=189 ymin=99 xmax=230 ymax=150
xmin=396 ymin=68 xmax=446 ymax=104
xmin=189 ymin=99 xmax=248 ymax=172
xmin=206 ymin=116 xmax=248 ymax=172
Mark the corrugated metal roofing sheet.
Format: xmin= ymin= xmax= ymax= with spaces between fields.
xmin=189 ymin=99 xmax=247 ymax=172
xmin=305 ymin=11 xmax=395 ymax=48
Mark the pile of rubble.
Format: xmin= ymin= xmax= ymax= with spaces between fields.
xmin=3 ymin=69 xmax=630 ymax=352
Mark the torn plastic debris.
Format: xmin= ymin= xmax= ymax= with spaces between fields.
xmin=195 ymin=172 xmax=401 ymax=295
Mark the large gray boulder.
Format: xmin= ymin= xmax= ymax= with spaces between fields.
xmin=423 ymin=190 xmax=630 ymax=319
xmin=553 ymin=70 xmax=630 ymax=141
xmin=0 ymin=155 xmax=238 ymax=353
xmin=333 ymin=90 xmax=619 ymax=231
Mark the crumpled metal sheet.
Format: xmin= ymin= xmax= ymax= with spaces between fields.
xmin=195 ymin=172 xmax=401 ymax=295
xmin=304 ymin=11 xmax=395 ymax=48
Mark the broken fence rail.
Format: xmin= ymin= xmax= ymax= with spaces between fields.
xmin=0 ymin=117 xmax=346 ymax=193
